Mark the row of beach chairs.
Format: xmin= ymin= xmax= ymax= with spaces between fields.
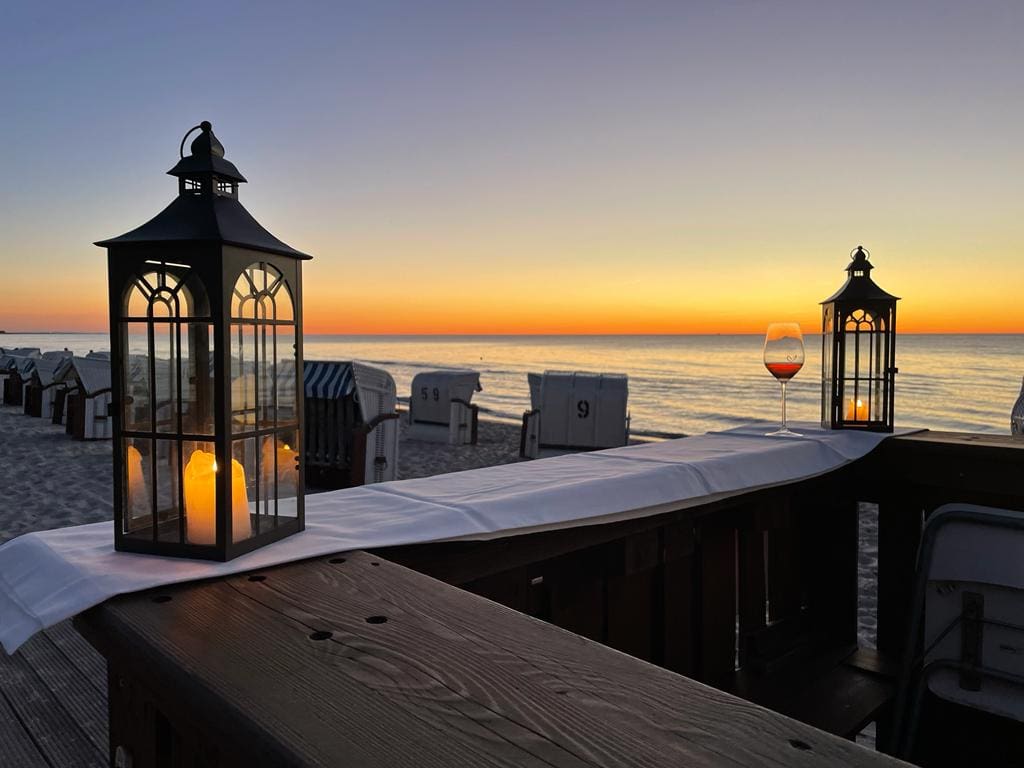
xmin=0 ymin=348 xmax=113 ymax=440
xmin=1 ymin=348 xmax=632 ymax=488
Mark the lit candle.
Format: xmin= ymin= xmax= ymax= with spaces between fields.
xmin=846 ymin=398 xmax=869 ymax=421
xmin=126 ymin=444 xmax=148 ymax=519
xmin=261 ymin=440 xmax=299 ymax=493
xmin=183 ymin=449 xmax=251 ymax=545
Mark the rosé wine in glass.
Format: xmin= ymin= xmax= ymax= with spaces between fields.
xmin=763 ymin=323 xmax=805 ymax=437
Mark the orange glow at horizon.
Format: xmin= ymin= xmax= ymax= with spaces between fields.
xmin=3 ymin=262 xmax=1023 ymax=336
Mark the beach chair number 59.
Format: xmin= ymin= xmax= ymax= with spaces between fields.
xmin=577 ymin=399 xmax=590 ymax=419
xmin=420 ymin=387 xmax=440 ymax=401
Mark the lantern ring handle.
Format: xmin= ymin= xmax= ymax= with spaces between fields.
xmin=179 ymin=124 xmax=205 ymax=159
xmin=850 ymin=245 xmax=871 ymax=260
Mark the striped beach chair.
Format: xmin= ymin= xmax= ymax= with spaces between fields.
xmin=304 ymin=360 xmax=400 ymax=487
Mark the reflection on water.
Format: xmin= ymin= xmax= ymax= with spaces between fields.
xmin=7 ymin=333 xmax=1022 ymax=437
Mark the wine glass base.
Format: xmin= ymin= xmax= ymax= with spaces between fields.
xmin=765 ymin=427 xmax=803 ymax=438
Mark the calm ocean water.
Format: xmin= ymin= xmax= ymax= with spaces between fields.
xmin=5 ymin=333 xmax=1022 ymax=437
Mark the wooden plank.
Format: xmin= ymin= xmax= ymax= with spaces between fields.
xmin=846 ymin=648 xmax=900 ymax=680
xmin=698 ymin=524 xmax=737 ymax=688
xmin=737 ymin=519 xmax=767 ymax=668
xmin=605 ymin=568 xmax=653 ymax=661
xmin=658 ymin=521 xmax=696 ymax=675
xmin=735 ymin=643 xmax=894 ymax=739
xmin=81 ymin=586 xmax=563 ymax=767
xmin=875 ymin=492 xmax=922 ymax=662
xmin=16 ymin=631 xmax=108 ymax=755
xmin=549 ymin=573 xmax=605 ymax=643
xmin=79 ymin=552 xmax=907 ymax=767
xmin=765 ymin=504 xmax=802 ymax=624
xmin=799 ymin=495 xmax=859 ymax=646
xmin=0 ymin=639 xmax=107 ymax=767
xmin=883 ymin=432 xmax=1024 ymax=506
xmin=43 ymin=620 xmax=108 ymax=695
xmin=0 ymin=687 xmax=47 ymax=768
xmin=605 ymin=531 xmax=658 ymax=660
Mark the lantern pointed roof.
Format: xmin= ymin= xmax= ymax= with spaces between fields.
xmin=166 ymin=120 xmax=246 ymax=183
xmin=821 ymin=246 xmax=899 ymax=304
xmin=95 ymin=121 xmax=311 ymax=260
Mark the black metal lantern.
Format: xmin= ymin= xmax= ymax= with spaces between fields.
xmin=97 ymin=121 xmax=311 ymax=560
xmin=821 ymin=246 xmax=899 ymax=432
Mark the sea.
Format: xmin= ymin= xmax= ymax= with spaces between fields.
xmin=4 ymin=333 xmax=1022 ymax=438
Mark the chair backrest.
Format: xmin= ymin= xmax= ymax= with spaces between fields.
xmin=409 ymin=370 xmax=481 ymax=426
xmin=919 ymin=504 xmax=1024 ymax=723
xmin=303 ymin=361 xmax=358 ymax=471
xmin=351 ymin=362 xmax=399 ymax=483
xmin=531 ymin=371 xmax=629 ymax=449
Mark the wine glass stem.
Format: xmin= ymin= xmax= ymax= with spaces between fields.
xmin=780 ymin=380 xmax=787 ymax=430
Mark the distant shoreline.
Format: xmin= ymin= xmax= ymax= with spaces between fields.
xmin=3 ymin=331 xmax=1023 ymax=338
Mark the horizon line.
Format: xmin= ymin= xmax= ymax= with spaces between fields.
xmin=4 ymin=330 xmax=1024 ymax=337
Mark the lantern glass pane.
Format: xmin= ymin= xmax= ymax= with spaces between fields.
xmin=232 ymin=272 xmax=256 ymax=319
xmin=258 ymin=435 xmax=281 ymax=528
xmin=124 ymin=323 xmax=151 ymax=432
xmin=276 ymin=326 xmax=297 ymax=425
xmin=151 ymin=296 xmax=173 ymax=318
xmin=232 ymin=437 xmax=257 ymax=542
xmin=122 ymin=437 xmax=153 ymax=536
xmin=182 ymin=440 xmax=218 ymax=546
xmin=127 ymin=283 xmax=148 ymax=317
xmin=155 ymin=439 xmax=182 ymax=542
xmin=231 ymin=323 xmax=257 ymax=430
xmin=155 ymin=322 xmax=178 ymax=433
xmin=182 ymin=324 xmax=215 ymax=435
xmin=275 ymin=282 xmax=294 ymax=322
xmin=274 ymin=428 xmax=299 ymax=521
xmin=161 ymin=270 xmax=181 ymax=291
xmin=139 ymin=271 xmax=160 ymax=293
xmin=259 ymin=294 xmax=274 ymax=322
xmin=180 ymin=272 xmax=211 ymax=318
xmin=257 ymin=324 xmax=275 ymax=427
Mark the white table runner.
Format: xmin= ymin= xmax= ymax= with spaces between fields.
xmin=0 ymin=424 xmax=905 ymax=654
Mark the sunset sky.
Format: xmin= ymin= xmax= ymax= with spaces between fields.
xmin=1 ymin=1 xmax=1021 ymax=334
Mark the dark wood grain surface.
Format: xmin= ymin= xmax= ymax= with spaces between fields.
xmin=0 ymin=621 xmax=108 ymax=768
xmin=78 ymin=551 xmax=910 ymax=768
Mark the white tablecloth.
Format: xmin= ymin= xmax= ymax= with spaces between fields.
xmin=0 ymin=424 xmax=904 ymax=654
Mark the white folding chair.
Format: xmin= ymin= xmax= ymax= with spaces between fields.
xmin=892 ymin=503 xmax=1024 ymax=758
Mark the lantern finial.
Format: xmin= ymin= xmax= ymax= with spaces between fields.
xmin=847 ymin=245 xmax=872 ymax=276
xmin=185 ymin=121 xmax=225 ymax=160
xmin=167 ymin=120 xmax=246 ymax=188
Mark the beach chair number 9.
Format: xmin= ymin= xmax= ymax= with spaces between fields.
xmin=577 ymin=399 xmax=590 ymax=419
xmin=420 ymin=387 xmax=440 ymax=401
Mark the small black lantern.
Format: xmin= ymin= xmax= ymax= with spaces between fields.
xmin=97 ymin=121 xmax=311 ymax=560
xmin=821 ymin=246 xmax=899 ymax=432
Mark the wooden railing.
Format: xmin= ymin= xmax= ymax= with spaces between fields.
xmin=381 ymin=432 xmax=1024 ymax=751
xmin=75 ymin=431 xmax=1024 ymax=767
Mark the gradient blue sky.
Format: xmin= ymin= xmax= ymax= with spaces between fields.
xmin=1 ymin=1 xmax=1021 ymax=332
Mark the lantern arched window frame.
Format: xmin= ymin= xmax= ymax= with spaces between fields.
xmin=99 ymin=121 xmax=311 ymax=561
xmin=821 ymin=246 xmax=899 ymax=433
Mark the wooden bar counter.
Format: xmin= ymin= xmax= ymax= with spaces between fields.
xmin=76 ymin=550 xmax=908 ymax=768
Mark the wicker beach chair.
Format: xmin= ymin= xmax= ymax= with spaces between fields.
xmin=55 ymin=356 xmax=113 ymax=440
xmin=0 ymin=353 xmax=39 ymax=407
xmin=891 ymin=503 xmax=1024 ymax=764
xmin=304 ymin=361 xmax=400 ymax=488
xmin=520 ymin=371 xmax=630 ymax=458
xmin=407 ymin=370 xmax=482 ymax=445
xmin=22 ymin=354 xmax=72 ymax=418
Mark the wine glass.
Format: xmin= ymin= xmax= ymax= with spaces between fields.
xmin=763 ymin=322 xmax=805 ymax=437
